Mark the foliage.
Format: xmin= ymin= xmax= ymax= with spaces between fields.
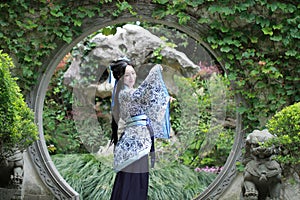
xmin=153 ymin=0 xmax=300 ymax=130
xmin=43 ymin=99 xmax=82 ymax=154
xmin=163 ymin=73 xmax=235 ymax=168
xmin=0 ymin=0 xmax=299 ymax=194
xmin=43 ymin=50 xmax=111 ymax=154
xmin=0 ymin=0 xmax=298 ymax=136
xmin=0 ymin=51 xmax=38 ymax=159
xmin=43 ymin=56 xmax=82 ymax=154
xmin=51 ymin=153 xmax=216 ymax=200
xmin=266 ymin=102 xmax=300 ymax=167
xmin=0 ymin=0 xmax=119 ymax=91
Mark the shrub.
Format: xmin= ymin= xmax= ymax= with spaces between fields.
xmin=266 ymin=102 xmax=300 ymax=169
xmin=0 ymin=51 xmax=38 ymax=159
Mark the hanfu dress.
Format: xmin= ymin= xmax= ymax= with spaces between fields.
xmin=110 ymin=64 xmax=170 ymax=200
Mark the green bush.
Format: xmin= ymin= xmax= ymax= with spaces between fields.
xmin=266 ymin=102 xmax=300 ymax=166
xmin=0 ymin=50 xmax=38 ymax=159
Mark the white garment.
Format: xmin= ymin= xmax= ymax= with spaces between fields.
xmin=113 ymin=65 xmax=170 ymax=172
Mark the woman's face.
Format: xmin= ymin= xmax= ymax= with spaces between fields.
xmin=123 ymin=65 xmax=136 ymax=88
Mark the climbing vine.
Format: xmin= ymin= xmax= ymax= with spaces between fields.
xmin=153 ymin=0 xmax=300 ymax=129
xmin=0 ymin=0 xmax=299 ymax=131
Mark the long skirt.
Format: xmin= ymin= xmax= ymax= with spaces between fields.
xmin=110 ymin=155 xmax=149 ymax=200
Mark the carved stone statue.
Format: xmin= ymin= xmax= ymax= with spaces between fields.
xmin=241 ymin=129 xmax=282 ymax=200
xmin=0 ymin=149 xmax=24 ymax=200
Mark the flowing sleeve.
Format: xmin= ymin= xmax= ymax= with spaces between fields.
xmin=132 ymin=64 xmax=170 ymax=139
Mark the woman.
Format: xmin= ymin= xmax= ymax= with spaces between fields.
xmin=109 ymin=57 xmax=171 ymax=200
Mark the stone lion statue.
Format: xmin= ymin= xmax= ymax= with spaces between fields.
xmin=241 ymin=129 xmax=282 ymax=200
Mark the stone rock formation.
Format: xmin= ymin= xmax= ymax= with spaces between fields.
xmin=63 ymin=24 xmax=200 ymax=100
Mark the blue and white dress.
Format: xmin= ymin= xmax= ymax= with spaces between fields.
xmin=113 ymin=64 xmax=170 ymax=172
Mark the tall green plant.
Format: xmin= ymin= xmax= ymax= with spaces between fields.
xmin=0 ymin=51 xmax=38 ymax=159
xmin=52 ymin=154 xmax=216 ymax=200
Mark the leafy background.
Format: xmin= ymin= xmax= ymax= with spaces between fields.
xmin=0 ymin=0 xmax=299 ymax=199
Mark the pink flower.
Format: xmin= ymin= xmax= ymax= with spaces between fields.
xmin=194 ymin=166 xmax=223 ymax=174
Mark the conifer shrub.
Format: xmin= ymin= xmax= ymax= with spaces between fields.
xmin=0 ymin=51 xmax=38 ymax=159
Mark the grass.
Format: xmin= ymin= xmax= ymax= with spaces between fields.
xmin=52 ymin=154 xmax=216 ymax=200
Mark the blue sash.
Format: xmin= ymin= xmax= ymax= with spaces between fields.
xmin=126 ymin=114 xmax=156 ymax=168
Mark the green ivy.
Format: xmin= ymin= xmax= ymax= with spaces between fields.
xmin=0 ymin=0 xmax=124 ymax=91
xmin=0 ymin=0 xmax=299 ymax=147
xmin=152 ymin=0 xmax=300 ymax=130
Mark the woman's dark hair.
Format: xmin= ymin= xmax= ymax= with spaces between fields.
xmin=110 ymin=57 xmax=133 ymax=146
xmin=110 ymin=57 xmax=133 ymax=81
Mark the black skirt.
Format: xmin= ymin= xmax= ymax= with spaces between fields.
xmin=110 ymin=155 xmax=149 ymax=200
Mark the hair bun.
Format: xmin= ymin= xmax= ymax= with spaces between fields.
xmin=110 ymin=56 xmax=133 ymax=80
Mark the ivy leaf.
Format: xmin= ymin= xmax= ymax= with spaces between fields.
xmin=261 ymin=27 xmax=273 ymax=36
xmin=16 ymin=31 xmax=24 ymax=37
xmin=177 ymin=12 xmax=190 ymax=25
xmin=152 ymin=8 xmax=166 ymax=19
xmin=226 ymin=54 xmax=234 ymax=60
xmin=250 ymin=36 xmax=258 ymax=43
xmin=155 ymin=0 xmax=169 ymax=4
xmin=207 ymin=36 xmax=216 ymax=43
xmin=285 ymin=50 xmax=297 ymax=56
xmin=268 ymin=3 xmax=278 ymax=12
xmin=240 ymin=13 xmax=255 ymax=23
xmin=86 ymin=10 xmax=95 ymax=18
xmin=24 ymin=55 xmax=32 ymax=62
xmin=50 ymin=5 xmax=64 ymax=17
xmin=270 ymin=35 xmax=282 ymax=41
xmin=273 ymin=24 xmax=283 ymax=30
xmin=211 ymin=44 xmax=218 ymax=49
xmin=256 ymin=17 xmax=270 ymax=27
xmin=198 ymin=18 xmax=210 ymax=24
xmin=188 ymin=0 xmax=204 ymax=7
xmin=101 ymin=27 xmax=116 ymax=36
xmin=225 ymin=63 xmax=232 ymax=70
xmin=220 ymin=46 xmax=232 ymax=53
xmin=220 ymin=26 xmax=230 ymax=33
xmin=250 ymin=69 xmax=259 ymax=76
xmin=62 ymin=36 xmax=72 ymax=44
xmin=73 ymin=19 xmax=82 ymax=27
xmin=290 ymin=28 xmax=300 ymax=39
xmin=220 ymin=6 xmax=235 ymax=15
xmin=208 ymin=5 xmax=219 ymax=14
xmin=53 ymin=30 xmax=63 ymax=37
xmin=237 ymin=107 xmax=247 ymax=114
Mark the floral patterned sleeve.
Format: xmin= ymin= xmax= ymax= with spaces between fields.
xmin=133 ymin=64 xmax=170 ymax=138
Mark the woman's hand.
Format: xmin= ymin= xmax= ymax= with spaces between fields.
xmin=169 ymin=96 xmax=176 ymax=103
xmin=160 ymin=65 xmax=163 ymax=71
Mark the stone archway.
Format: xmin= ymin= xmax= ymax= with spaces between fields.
xmin=27 ymin=2 xmax=243 ymax=199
